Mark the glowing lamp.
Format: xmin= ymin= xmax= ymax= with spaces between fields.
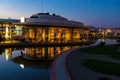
xmin=20 ymin=64 xmax=24 ymax=69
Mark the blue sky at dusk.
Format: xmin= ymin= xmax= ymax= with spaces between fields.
xmin=0 ymin=0 xmax=120 ymax=28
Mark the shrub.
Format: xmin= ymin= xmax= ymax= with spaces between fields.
xmin=98 ymin=41 xmax=105 ymax=47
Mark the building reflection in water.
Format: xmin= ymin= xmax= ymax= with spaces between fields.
xmin=21 ymin=46 xmax=79 ymax=61
xmin=12 ymin=56 xmax=52 ymax=69
xmin=3 ymin=46 xmax=79 ymax=69
xmin=4 ymin=48 xmax=12 ymax=61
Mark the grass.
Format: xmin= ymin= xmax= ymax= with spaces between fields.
xmin=79 ymin=45 xmax=120 ymax=59
xmin=82 ymin=59 xmax=120 ymax=77
xmin=97 ymin=77 xmax=111 ymax=80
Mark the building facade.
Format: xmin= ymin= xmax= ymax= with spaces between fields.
xmin=0 ymin=18 xmax=20 ymax=41
xmin=14 ymin=13 xmax=89 ymax=43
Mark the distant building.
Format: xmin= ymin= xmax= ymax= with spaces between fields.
xmin=87 ymin=26 xmax=99 ymax=39
xmin=98 ymin=27 xmax=120 ymax=38
xmin=0 ymin=18 xmax=20 ymax=40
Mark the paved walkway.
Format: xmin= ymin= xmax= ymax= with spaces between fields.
xmin=50 ymin=49 xmax=75 ymax=80
xmin=50 ymin=39 xmax=120 ymax=80
xmin=67 ymin=49 xmax=120 ymax=80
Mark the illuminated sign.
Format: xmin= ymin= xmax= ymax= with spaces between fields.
xmin=21 ymin=17 xmax=25 ymax=23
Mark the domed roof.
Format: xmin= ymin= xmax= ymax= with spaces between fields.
xmin=25 ymin=13 xmax=84 ymax=27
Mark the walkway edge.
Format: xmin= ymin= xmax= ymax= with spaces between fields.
xmin=50 ymin=41 xmax=97 ymax=80
xmin=64 ymin=51 xmax=72 ymax=80
xmin=50 ymin=49 xmax=77 ymax=80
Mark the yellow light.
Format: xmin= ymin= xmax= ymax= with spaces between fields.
xmin=59 ymin=29 xmax=62 ymax=32
xmin=5 ymin=26 xmax=9 ymax=39
xmin=92 ymin=33 xmax=96 ymax=35
xmin=5 ymin=49 xmax=9 ymax=61
xmin=106 ymin=29 xmax=111 ymax=33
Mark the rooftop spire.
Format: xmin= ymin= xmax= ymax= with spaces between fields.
xmin=41 ymin=0 xmax=43 ymax=13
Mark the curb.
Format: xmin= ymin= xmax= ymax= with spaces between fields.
xmin=64 ymin=52 xmax=72 ymax=80
xmin=50 ymin=55 xmax=59 ymax=80
xmin=50 ymin=50 xmax=73 ymax=80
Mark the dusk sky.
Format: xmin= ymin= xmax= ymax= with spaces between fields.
xmin=0 ymin=0 xmax=120 ymax=28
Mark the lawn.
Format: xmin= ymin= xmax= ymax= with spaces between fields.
xmin=82 ymin=59 xmax=120 ymax=77
xmin=79 ymin=45 xmax=120 ymax=59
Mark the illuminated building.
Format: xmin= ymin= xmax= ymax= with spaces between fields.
xmin=0 ymin=18 xmax=20 ymax=40
xmin=98 ymin=28 xmax=120 ymax=38
xmin=14 ymin=13 xmax=89 ymax=43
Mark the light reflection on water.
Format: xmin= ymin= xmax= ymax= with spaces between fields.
xmin=0 ymin=46 xmax=79 ymax=80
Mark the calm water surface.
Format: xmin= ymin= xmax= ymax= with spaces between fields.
xmin=0 ymin=46 xmax=78 ymax=80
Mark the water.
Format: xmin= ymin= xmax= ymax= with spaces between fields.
xmin=97 ymin=39 xmax=117 ymax=45
xmin=0 ymin=49 xmax=50 ymax=80
xmin=0 ymin=46 xmax=78 ymax=80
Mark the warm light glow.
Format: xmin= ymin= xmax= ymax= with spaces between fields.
xmin=106 ymin=28 xmax=111 ymax=33
xmin=29 ymin=29 xmax=34 ymax=39
xmin=5 ymin=26 xmax=9 ymax=39
xmin=92 ymin=33 xmax=96 ymax=35
xmin=5 ymin=49 xmax=9 ymax=61
xmin=22 ymin=27 xmax=87 ymax=43
xmin=20 ymin=64 xmax=24 ymax=69
xmin=59 ymin=29 xmax=62 ymax=32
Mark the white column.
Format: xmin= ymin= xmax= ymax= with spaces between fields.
xmin=5 ymin=26 xmax=9 ymax=39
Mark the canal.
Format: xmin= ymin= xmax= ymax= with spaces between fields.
xmin=0 ymin=46 xmax=79 ymax=80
